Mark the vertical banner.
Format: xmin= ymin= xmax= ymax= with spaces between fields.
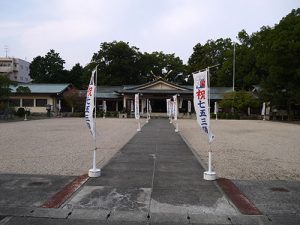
xmin=188 ymin=100 xmax=191 ymax=113
xmin=214 ymin=101 xmax=218 ymax=115
xmin=149 ymin=100 xmax=152 ymax=113
xmin=261 ymin=102 xmax=266 ymax=120
xmin=173 ymin=95 xmax=178 ymax=120
xmin=261 ymin=102 xmax=266 ymax=116
xmin=170 ymin=101 xmax=174 ymax=117
xmin=193 ymin=70 xmax=214 ymax=143
xmin=103 ymin=100 xmax=107 ymax=113
xmin=146 ymin=99 xmax=149 ymax=115
xmin=166 ymin=99 xmax=171 ymax=116
xmin=130 ymin=100 xmax=134 ymax=112
xmin=135 ymin=94 xmax=140 ymax=119
xmin=85 ymin=69 xmax=96 ymax=140
xmin=58 ymin=99 xmax=61 ymax=112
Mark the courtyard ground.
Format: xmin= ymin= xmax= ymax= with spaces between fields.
xmin=0 ymin=118 xmax=299 ymax=180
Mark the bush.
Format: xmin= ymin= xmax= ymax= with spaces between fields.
xmin=71 ymin=112 xmax=84 ymax=117
xmin=16 ymin=108 xmax=25 ymax=117
xmin=16 ymin=108 xmax=31 ymax=117
xmin=111 ymin=111 xmax=118 ymax=117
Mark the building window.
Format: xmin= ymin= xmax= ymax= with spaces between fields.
xmin=22 ymin=99 xmax=34 ymax=107
xmin=10 ymin=99 xmax=21 ymax=107
xmin=36 ymin=99 xmax=47 ymax=107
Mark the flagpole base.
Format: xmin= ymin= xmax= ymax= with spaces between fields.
xmin=203 ymin=171 xmax=216 ymax=181
xmin=137 ymin=121 xmax=141 ymax=132
xmin=175 ymin=123 xmax=179 ymax=132
xmin=88 ymin=168 xmax=101 ymax=177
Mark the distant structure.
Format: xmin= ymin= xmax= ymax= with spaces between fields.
xmin=0 ymin=57 xmax=31 ymax=83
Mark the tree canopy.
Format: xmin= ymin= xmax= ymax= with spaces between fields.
xmin=29 ymin=49 xmax=65 ymax=83
xmin=82 ymin=41 xmax=186 ymax=86
xmin=0 ymin=75 xmax=15 ymax=111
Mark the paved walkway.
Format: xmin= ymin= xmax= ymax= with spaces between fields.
xmin=63 ymin=119 xmax=236 ymax=217
xmin=1 ymin=118 xmax=300 ymax=224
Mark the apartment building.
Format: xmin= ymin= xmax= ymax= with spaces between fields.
xmin=0 ymin=57 xmax=31 ymax=83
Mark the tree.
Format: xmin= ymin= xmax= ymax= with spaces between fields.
xmin=29 ymin=49 xmax=65 ymax=83
xmin=219 ymin=91 xmax=259 ymax=115
xmin=139 ymin=51 xmax=186 ymax=83
xmin=0 ymin=75 xmax=14 ymax=111
xmin=254 ymin=9 xmax=300 ymax=117
xmin=188 ymin=38 xmax=233 ymax=86
xmin=63 ymin=88 xmax=84 ymax=113
xmin=16 ymin=86 xmax=31 ymax=93
xmin=85 ymin=41 xmax=187 ymax=86
xmin=90 ymin=41 xmax=142 ymax=85
xmin=69 ymin=63 xmax=84 ymax=88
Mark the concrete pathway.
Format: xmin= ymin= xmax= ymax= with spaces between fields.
xmin=64 ymin=118 xmax=236 ymax=219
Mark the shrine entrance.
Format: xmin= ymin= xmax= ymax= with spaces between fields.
xmin=151 ymin=99 xmax=167 ymax=113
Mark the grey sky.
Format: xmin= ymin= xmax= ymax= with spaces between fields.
xmin=0 ymin=0 xmax=299 ymax=69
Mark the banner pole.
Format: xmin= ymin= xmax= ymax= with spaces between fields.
xmin=89 ymin=66 xmax=101 ymax=177
xmin=146 ymin=99 xmax=149 ymax=123
xmin=208 ymin=144 xmax=212 ymax=173
xmin=136 ymin=93 xmax=141 ymax=132
xmin=203 ymin=67 xmax=216 ymax=181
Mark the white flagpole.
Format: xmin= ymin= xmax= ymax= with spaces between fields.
xmin=89 ymin=66 xmax=101 ymax=177
xmin=135 ymin=93 xmax=141 ymax=132
xmin=174 ymin=95 xmax=179 ymax=132
xmin=103 ymin=100 xmax=106 ymax=118
xmin=146 ymin=98 xmax=149 ymax=123
xmin=204 ymin=67 xmax=216 ymax=181
xmin=214 ymin=101 xmax=218 ymax=120
xmin=262 ymin=102 xmax=266 ymax=120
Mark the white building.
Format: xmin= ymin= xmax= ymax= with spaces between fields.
xmin=0 ymin=57 xmax=31 ymax=83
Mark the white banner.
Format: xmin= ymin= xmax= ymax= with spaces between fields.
xmin=166 ymin=99 xmax=171 ymax=116
xmin=103 ymin=100 xmax=107 ymax=113
xmin=173 ymin=95 xmax=178 ymax=120
xmin=214 ymin=101 xmax=218 ymax=115
xmin=261 ymin=102 xmax=266 ymax=116
xmin=135 ymin=94 xmax=140 ymax=119
xmin=193 ymin=70 xmax=214 ymax=143
xmin=130 ymin=100 xmax=134 ymax=112
xmin=85 ymin=69 xmax=96 ymax=140
xmin=170 ymin=101 xmax=174 ymax=117
xmin=149 ymin=100 xmax=152 ymax=113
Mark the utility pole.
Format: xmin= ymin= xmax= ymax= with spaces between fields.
xmin=233 ymin=42 xmax=236 ymax=92
xmin=4 ymin=45 xmax=9 ymax=58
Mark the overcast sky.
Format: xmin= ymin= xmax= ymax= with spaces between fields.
xmin=0 ymin=0 xmax=299 ymax=69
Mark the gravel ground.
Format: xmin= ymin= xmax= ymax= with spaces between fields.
xmin=178 ymin=119 xmax=300 ymax=181
xmin=1 ymin=118 xmax=299 ymax=180
xmin=0 ymin=118 xmax=142 ymax=176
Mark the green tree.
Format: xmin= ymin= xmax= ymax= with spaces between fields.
xmin=63 ymin=88 xmax=84 ymax=113
xmin=188 ymin=38 xmax=233 ymax=86
xmin=255 ymin=9 xmax=300 ymax=117
xmin=29 ymin=49 xmax=65 ymax=83
xmin=0 ymin=75 xmax=15 ymax=112
xmin=139 ymin=51 xmax=186 ymax=83
xmin=90 ymin=41 xmax=142 ymax=85
xmin=69 ymin=63 xmax=84 ymax=88
xmin=85 ymin=41 xmax=186 ymax=86
xmin=16 ymin=86 xmax=31 ymax=93
xmin=219 ymin=91 xmax=259 ymax=115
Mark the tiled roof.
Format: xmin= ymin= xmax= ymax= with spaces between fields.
xmin=10 ymin=83 xmax=71 ymax=94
